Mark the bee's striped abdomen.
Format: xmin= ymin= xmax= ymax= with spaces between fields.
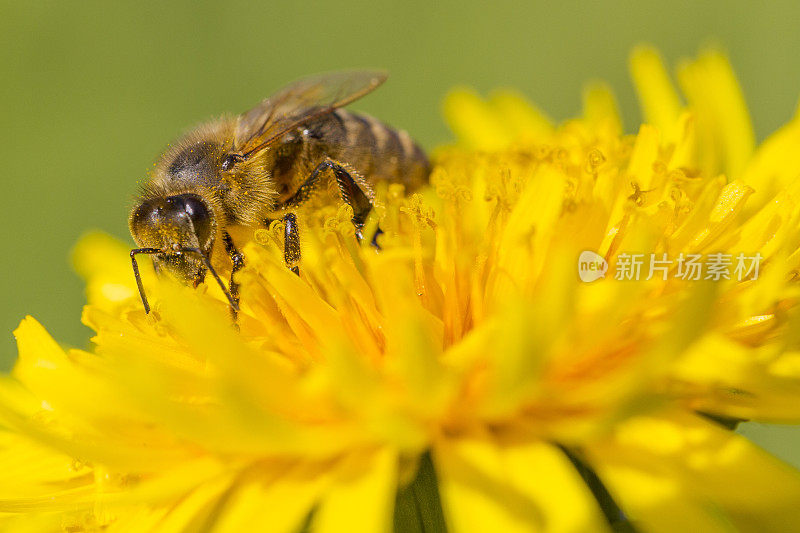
xmin=333 ymin=109 xmax=429 ymax=190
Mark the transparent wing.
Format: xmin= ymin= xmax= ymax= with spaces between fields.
xmin=234 ymin=70 xmax=387 ymax=158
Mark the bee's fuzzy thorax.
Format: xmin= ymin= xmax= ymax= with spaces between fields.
xmin=136 ymin=116 xmax=278 ymax=230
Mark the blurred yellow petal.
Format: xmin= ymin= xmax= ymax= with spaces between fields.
xmin=72 ymin=231 xmax=131 ymax=284
xmin=674 ymin=334 xmax=800 ymax=422
xmin=489 ymin=89 xmax=554 ymax=141
xmin=626 ymin=124 xmax=660 ymax=190
xmin=501 ymin=442 xmax=610 ymax=532
xmin=582 ymin=81 xmax=623 ymax=137
xmin=741 ymin=102 xmax=800 ymax=214
xmin=209 ymin=463 xmax=329 ymax=533
xmin=677 ymin=49 xmax=755 ymax=178
xmin=314 ymin=449 xmax=397 ymax=533
xmin=588 ymin=411 xmax=800 ymax=532
xmin=629 ymin=45 xmax=683 ymax=143
xmin=0 ymin=430 xmax=91 ymax=503
xmin=435 ymin=438 xmax=609 ymax=533
xmin=72 ymin=231 xmax=144 ymax=311
xmin=444 ymin=89 xmax=514 ymax=150
xmin=435 ymin=438 xmax=547 ymax=533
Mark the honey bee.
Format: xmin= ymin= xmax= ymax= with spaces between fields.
xmin=129 ymin=70 xmax=429 ymax=318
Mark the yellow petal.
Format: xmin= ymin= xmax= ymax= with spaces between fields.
xmin=434 ymin=438 xmax=546 ymax=533
xmin=582 ymin=81 xmax=623 ymax=138
xmin=444 ymin=89 xmax=514 ymax=150
xmin=742 ymin=103 xmax=800 ymax=214
xmin=587 ymin=411 xmax=800 ymax=532
xmin=72 ymin=231 xmax=132 ymax=283
xmin=674 ymin=334 xmax=800 ymax=422
xmin=688 ymin=180 xmax=754 ymax=251
xmin=495 ymin=164 xmax=566 ymax=295
xmin=489 ymin=90 xmax=554 ymax=141
xmin=148 ymin=474 xmax=234 ymax=533
xmin=677 ymin=49 xmax=755 ymax=178
xmin=313 ymin=449 xmax=397 ymax=533
xmin=210 ymin=462 xmax=329 ymax=533
xmin=11 ymin=317 xmax=135 ymax=425
xmin=72 ymin=231 xmax=143 ymax=311
xmin=626 ymin=124 xmax=660 ymax=190
xmin=629 ymin=45 xmax=683 ymax=143
xmin=434 ymin=438 xmax=609 ymax=533
xmin=501 ymin=442 xmax=609 ymax=532
xmin=0 ymin=429 xmax=91 ymax=501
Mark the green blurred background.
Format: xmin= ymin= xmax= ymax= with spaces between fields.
xmin=2 ymin=0 xmax=799 ymax=462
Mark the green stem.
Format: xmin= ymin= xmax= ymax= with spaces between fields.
xmin=558 ymin=445 xmax=639 ymax=532
xmin=394 ymin=451 xmax=448 ymax=533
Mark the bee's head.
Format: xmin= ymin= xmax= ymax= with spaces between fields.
xmin=129 ymin=193 xmax=215 ymax=285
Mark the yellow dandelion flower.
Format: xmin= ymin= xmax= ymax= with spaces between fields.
xmin=3 ymin=45 xmax=800 ymax=532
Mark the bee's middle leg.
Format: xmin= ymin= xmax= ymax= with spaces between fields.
xmin=222 ymin=231 xmax=244 ymax=320
xmin=282 ymin=212 xmax=301 ymax=275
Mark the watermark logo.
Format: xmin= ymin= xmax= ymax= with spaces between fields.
xmin=578 ymin=250 xmax=608 ymax=282
xmin=577 ymin=251 xmax=762 ymax=282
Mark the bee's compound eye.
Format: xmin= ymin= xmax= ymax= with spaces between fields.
xmin=131 ymin=200 xmax=159 ymax=228
xmin=171 ymin=194 xmax=212 ymax=247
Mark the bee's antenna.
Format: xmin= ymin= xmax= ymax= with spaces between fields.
xmin=181 ymin=248 xmax=240 ymax=313
xmin=130 ymin=247 xmax=160 ymax=314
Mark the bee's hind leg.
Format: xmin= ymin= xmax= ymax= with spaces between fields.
xmin=324 ymin=160 xmax=376 ymax=244
xmin=222 ymin=232 xmax=244 ymax=321
xmin=279 ymin=158 xmax=382 ymax=249
xmin=271 ymin=159 xmax=381 ymax=277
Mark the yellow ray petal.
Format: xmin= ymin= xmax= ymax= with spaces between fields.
xmin=313 ymin=449 xmax=397 ymax=533
xmin=0 ymin=430 xmax=91 ymax=501
xmin=434 ymin=438 xmax=546 ymax=533
xmin=488 ymin=90 xmax=554 ymax=141
xmin=72 ymin=231 xmax=143 ymax=311
xmin=495 ymin=164 xmax=566 ymax=296
xmin=741 ymin=102 xmax=800 ymax=214
xmin=587 ymin=411 xmax=800 ymax=532
xmin=582 ymin=81 xmax=623 ymax=138
xmin=210 ymin=462 xmax=330 ymax=533
xmin=668 ymin=111 xmax=698 ymax=170
xmin=148 ymin=475 xmax=235 ymax=533
xmin=72 ymin=231 xmax=132 ymax=284
xmin=629 ymin=45 xmax=683 ymax=143
xmin=11 ymin=316 xmax=139 ymax=425
xmin=687 ymin=180 xmax=754 ymax=252
xmin=444 ymin=89 xmax=514 ymax=150
xmin=677 ymin=49 xmax=755 ymax=179
xmin=673 ymin=334 xmax=800 ymax=422
xmin=501 ymin=442 xmax=609 ymax=532
xmin=434 ymin=438 xmax=609 ymax=533
xmin=626 ymin=124 xmax=660 ymax=190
